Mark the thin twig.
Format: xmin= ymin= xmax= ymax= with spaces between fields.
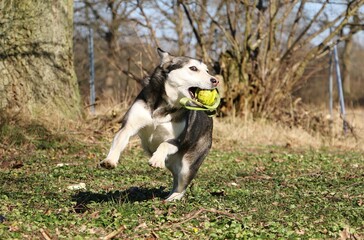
xmin=40 ymin=228 xmax=52 ymax=240
xmin=101 ymin=226 xmax=125 ymax=240
xmin=173 ymin=208 xmax=204 ymax=226
xmin=151 ymin=230 xmax=159 ymax=239
xmin=170 ymin=208 xmax=242 ymax=227
xmin=340 ymin=115 xmax=358 ymax=141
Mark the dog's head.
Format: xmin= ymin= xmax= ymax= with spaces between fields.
xmin=157 ymin=48 xmax=219 ymax=105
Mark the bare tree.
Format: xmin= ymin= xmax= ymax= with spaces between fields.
xmin=342 ymin=8 xmax=362 ymax=98
xmin=73 ymin=0 xmax=363 ymax=119
xmin=75 ymin=0 xmax=138 ymax=101
xmin=178 ymin=0 xmax=363 ymax=118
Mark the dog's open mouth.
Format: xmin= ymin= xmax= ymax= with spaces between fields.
xmin=188 ymin=87 xmax=199 ymax=99
xmin=188 ymin=87 xmax=218 ymax=99
xmin=181 ymin=87 xmax=221 ymax=112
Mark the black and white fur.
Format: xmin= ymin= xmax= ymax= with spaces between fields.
xmin=99 ymin=49 xmax=219 ymax=201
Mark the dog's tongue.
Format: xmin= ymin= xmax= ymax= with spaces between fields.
xmin=188 ymin=87 xmax=198 ymax=99
xmin=189 ymin=89 xmax=195 ymax=99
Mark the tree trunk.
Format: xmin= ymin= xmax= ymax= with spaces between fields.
xmin=0 ymin=0 xmax=80 ymax=119
xmin=342 ymin=35 xmax=353 ymax=98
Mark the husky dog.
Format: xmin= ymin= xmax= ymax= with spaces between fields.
xmin=99 ymin=48 xmax=219 ymax=201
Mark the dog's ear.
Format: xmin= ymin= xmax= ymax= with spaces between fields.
xmin=157 ymin=48 xmax=173 ymax=66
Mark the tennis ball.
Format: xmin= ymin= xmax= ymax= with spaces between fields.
xmin=196 ymin=89 xmax=217 ymax=106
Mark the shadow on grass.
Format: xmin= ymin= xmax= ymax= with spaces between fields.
xmin=72 ymin=186 xmax=169 ymax=213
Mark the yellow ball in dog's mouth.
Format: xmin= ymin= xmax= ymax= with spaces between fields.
xmin=196 ymin=89 xmax=218 ymax=106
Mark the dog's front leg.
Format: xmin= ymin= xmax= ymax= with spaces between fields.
xmin=100 ymin=101 xmax=152 ymax=169
xmin=149 ymin=141 xmax=178 ymax=169
xmin=99 ymin=127 xmax=133 ymax=169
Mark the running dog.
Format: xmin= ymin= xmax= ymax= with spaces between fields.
xmin=99 ymin=48 xmax=219 ymax=201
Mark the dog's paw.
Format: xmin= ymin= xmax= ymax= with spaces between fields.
xmin=165 ymin=191 xmax=186 ymax=201
xmin=148 ymin=154 xmax=166 ymax=169
xmin=98 ymin=159 xmax=117 ymax=169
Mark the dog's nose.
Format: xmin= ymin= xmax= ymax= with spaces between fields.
xmin=210 ymin=78 xmax=219 ymax=86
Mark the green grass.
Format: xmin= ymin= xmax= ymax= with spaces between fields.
xmin=1 ymin=136 xmax=363 ymax=239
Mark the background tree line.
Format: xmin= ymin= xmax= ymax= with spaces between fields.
xmin=74 ymin=0 xmax=364 ymax=121
xmin=1 ymin=0 xmax=363 ymax=122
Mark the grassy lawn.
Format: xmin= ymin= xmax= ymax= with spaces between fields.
xmin=0 ymin=128 xmax=363 ymax=239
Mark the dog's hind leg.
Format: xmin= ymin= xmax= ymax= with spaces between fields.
xmin=166 ymin=163 xmax=197 ymax=201
xmin=165 ymin=170 xmax=189 ymax=201
xmin=165 ymin=152 xmax=208 ymax=201
xmin=99 ymin=101 xmax=152 ymax=169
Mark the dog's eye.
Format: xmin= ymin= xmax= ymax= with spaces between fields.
xmin=189 ymin=66 xmax=198 ymax=72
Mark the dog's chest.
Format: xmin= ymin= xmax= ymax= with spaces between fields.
xmin=138 ymin=116 xmax=186 ymax=154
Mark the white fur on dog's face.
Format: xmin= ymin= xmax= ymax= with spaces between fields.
xmin=164 ymin=58 xmax=217 ymax=105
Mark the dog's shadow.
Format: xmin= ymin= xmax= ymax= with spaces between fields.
xmin=72 ymin=186 xmax=169 ymax=213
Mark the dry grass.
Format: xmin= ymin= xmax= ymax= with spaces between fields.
xmin=9 ymin=100 xmax=362 ymax=153
xmin=82 ymin=98 xmax=364 ymax=151
xmin=87 ymin=99 xmax=364 ymax=152
xmin=214 ymin=107 xmax=364 ymax=151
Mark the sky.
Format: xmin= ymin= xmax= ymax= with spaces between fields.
xmin=73 ymin=0 xmax=364 ymax=49
xmin=305 ymin=1 xmax=364 ymax=46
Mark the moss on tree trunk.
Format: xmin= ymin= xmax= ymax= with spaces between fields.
xmin=0 ymin=0 xmax=80 ymax=119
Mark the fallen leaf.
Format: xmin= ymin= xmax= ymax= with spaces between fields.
xmin=210 ymin=190 xmax=225 ymax=196
xmin=9 ymin=225 xmax=20 ymax=232
xmin=339 ymin=227 xmax=351 ymax=240
xmin=11 ymin=161 xmax=24 ymax=169
xmin=135 ymin=222 xmax=147 ymax=230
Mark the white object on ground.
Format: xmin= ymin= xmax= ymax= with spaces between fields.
xmin=67 ymin=183 xmax=86 ymax=190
